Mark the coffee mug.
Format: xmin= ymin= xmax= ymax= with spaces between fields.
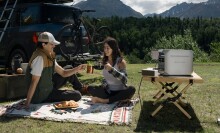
xmin=87 ymin=65 xmax=94 ymax=74
xmin=21 ymin=63 xmax=28 ymax=74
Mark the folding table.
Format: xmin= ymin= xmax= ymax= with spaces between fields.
xmin=138 ymin=69 xmax=203 ymax=119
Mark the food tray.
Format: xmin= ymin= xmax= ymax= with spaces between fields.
xmin=54 ymin=101 xmax=79 ymax=109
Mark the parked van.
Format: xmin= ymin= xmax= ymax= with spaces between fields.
xmin=0 ymin=0 xmax=87 ymax=69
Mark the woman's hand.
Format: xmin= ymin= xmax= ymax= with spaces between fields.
xmin=104 ymin=63 xmax=113 ymax=71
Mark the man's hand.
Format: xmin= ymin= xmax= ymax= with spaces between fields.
xmin=13 ymin=100 xmax=30 ymax=111
xmin=77 ymin=64 xmax=87 ymax=72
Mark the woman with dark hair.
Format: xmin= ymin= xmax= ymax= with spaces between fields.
xmin=85 ymin=37 xmax=136 ymax=103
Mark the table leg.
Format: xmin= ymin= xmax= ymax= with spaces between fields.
xmin=152 ymin=82 xmax=165 ymax=105
xmin=160 ymin=82 xmax=188 ymax=107
xmin=174 ymin=101 xmax=192 ymax=119
xmin=151 ymin=105 xmax=163 ymax=117
xmin=138 ymin=76 xmax=143 ymax=110
xmin=152 ymin=82 xmax=179 ymax=105
xmin=151 ymin=82 xmax=193 ymax=119
xmin=153 ymin=91 xmax=163 ymax=99
xmin=153 ymin=94 xmax=163 ymax=105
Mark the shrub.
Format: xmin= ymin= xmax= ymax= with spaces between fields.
xmin=124 ymin=54 xmax=143 ymax=64
xmin=209 ymin=42 xmax=220 ymax=62
xmin=152 ymin=29 xmax=209 ymax=62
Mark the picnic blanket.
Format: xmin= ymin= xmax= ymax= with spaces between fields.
xmin=0 ymin=97 xmax=139 ymax=125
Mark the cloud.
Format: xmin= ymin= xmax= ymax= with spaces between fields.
xmin=120 ymin=0 xmax=208 ymax=15
xmin=73 ymin=0 xmax=85 ymax=3
xmin=72 ymin=0 xmax=208 ymax=15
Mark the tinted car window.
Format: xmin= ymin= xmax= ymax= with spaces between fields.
xmin=43 ymin=4 xmax=74 ymax=24
xmin=20 ymin=5 xmax=41 ymax=25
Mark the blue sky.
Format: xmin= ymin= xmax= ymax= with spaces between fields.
xmin=72 ymin=0 xmax=208 ymax=15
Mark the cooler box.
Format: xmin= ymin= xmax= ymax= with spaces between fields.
xmin=0 ymin=74 xmax=27 ymax=99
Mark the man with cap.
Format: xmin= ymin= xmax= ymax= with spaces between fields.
xmin=24 ymin=32 xmax=87 ymax=108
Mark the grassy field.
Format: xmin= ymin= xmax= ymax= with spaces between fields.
xmin=0 ymin=63 xmax=220 ymax=133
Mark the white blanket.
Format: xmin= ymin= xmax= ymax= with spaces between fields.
xmin=0 ymin=97 xmax=139 ymax=125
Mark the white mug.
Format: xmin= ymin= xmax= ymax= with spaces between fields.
xmin=21 ymin=63 xmax=28 ymax=74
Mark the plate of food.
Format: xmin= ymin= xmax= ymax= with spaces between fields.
xmin=54 ymin=100 xmax=79 ymax=109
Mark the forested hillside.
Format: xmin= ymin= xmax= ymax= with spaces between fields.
xmin=94 ymin=16 xmax=220 ymax=63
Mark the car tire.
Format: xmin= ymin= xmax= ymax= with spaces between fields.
xmin=8 ymin=49 xmax=28 ymax=70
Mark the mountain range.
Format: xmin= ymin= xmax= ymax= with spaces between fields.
xmin=73 ymin=0 xmax=143 ymax=18
xmin=157 ymin=0 xmax=220 ymax=18
xmin=73 ymin=0 xmax=220 ymax=18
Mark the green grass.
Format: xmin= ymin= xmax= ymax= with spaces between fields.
xmin=0 ymin=63 xmax=220 ymax=133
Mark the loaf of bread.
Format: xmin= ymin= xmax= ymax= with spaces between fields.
xmin=55 ymin=100 xmax=79 ymax=108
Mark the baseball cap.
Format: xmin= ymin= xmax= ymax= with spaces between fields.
xmin=38 ymin=32 xmax=60 ymax=45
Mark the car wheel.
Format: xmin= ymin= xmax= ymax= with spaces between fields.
xmin=8 ymin=49 xmax=27 ymax=70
